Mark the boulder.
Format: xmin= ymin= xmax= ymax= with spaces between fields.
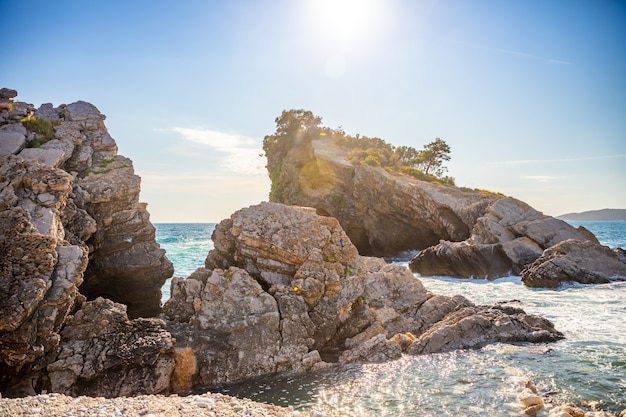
xmin=0 ymin=131 xmax=26 ymax=156
xmin=163 ymin=202 xmax=563 ymax=387
xmin=522 ymin=240 xmax=626 ymax=287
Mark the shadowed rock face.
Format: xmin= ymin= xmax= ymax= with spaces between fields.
xmin=162 ymin=202 xmax=563 ymax=389
xmin=266 ymin=136 xmax=600 ymax=279
xmin=0 ymin=91 xmax=173 ymax=396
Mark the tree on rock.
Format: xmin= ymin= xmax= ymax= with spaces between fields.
xmin=416 ymin=138 xmax=451 ymax=177
xmin=263 ymin=109 xmax=322 ymax=161
xmin=263 ymin=109 xmax=323 ymax=201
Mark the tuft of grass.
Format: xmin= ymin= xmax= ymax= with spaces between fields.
xmin=22 ymin=116 xmax=57 ymax=146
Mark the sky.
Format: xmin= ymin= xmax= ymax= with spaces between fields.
xmin=1 ymin=0 xmax=625 ymax=222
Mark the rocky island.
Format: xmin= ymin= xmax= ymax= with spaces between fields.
xmin=2 ymin=93 xmax=624 ymax=416
xmin=262 ymin=109 xmax=626 ymax=286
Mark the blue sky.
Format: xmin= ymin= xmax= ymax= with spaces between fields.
xmin=2 ymin=0 xmax=625 ymax=222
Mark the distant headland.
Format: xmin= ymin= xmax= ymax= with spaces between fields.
xmin=557 ymin=208 xmax=626 ymax=221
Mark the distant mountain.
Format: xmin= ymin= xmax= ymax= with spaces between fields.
xmin=557 ymin=208 xmax=626 ymax=221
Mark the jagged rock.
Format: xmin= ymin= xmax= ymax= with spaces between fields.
xmin=521 ymin=240 xmax=626 ymax=287
xmin=44 ymin=298 xmax=174 ymax=398
xmin=1 ymin=90 xmax=172 ymax=396
xmin=406 ymin=303 xmax=562 ymax=354
xmin=164 ymin=202 xmax=563 ymax=387
xmin=0 ymin=156 xmax=88 ymax=388
xmin=409 ymin=197 xmax=597 ymax=278
xmin=265 ymin=135 xmax=599 ymax=280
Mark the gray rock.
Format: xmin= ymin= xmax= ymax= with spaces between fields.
xmin=18 ymin=148 xmax=66 ymax=168
xmin=0 ymin=131 xmax=26 ymax=155
xmin=0 ymin=88 xmax=17 ymax=99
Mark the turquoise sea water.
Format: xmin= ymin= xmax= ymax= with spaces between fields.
xmin=155 ymin=221 xmax=626 ymax=415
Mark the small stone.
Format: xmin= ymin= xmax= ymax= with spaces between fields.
xmin=518 ymin=387 xmax=544 ymax=416
xmin=524 ymin=404 xmax=544 ymax=416
xmin=194 ymin=397 xmax=215 ymax=408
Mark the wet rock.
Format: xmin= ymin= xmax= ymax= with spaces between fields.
xmin=407 ymin=304 xmax=563 ymax=354
xmin=522 ymin=240 xmax=626 ymax=287
xmin=518 ymin=387 xmax=544 ymax=416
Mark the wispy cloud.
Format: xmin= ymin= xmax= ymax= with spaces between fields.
xmin=491 ymin=154 xmax=626 ymax=166
xmin=171 ymin=127 xmax=265 ymax=175
xmin=492 ymin=48 xmax=572 ymax=65
xmin=547 ymin=58 xmax=572 ymax=65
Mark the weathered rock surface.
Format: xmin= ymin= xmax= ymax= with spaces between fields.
xmin=265 ymin=135 xmax=600 ymax=280
xmin=521 ymin=240 xmax=626 ymax=287
xmin=43 ymin=298 xmax=174 ymax=398
xmin=163 ymin=202 xmax=563 ymax=388
xmin=1 ymin=89 xmax=172 ymax=397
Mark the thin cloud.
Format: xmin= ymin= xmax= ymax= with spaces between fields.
xmin=491 ymin=154 xmax=626 ymax=166
xmin=493 ymin=48 xmax=573 ymax=65
xmin=548 ymin=58 xmax=572 ymax=65
xmin=494 ymin=48 xmax=536 ymax=59
xmin=171 ymin=127 xmax=265 ymax=175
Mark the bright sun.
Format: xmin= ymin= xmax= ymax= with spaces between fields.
xmin=308 ymin=0 xmax=386 ymax=46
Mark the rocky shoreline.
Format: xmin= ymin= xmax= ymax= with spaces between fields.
xmin=2 ymin=90 xmax=625 ymax=416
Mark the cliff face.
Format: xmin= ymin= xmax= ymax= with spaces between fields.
xmin=0 ymin=89 xmax=174 ymax=396
xmin=267 ymin=135 xmax=599 ymax=279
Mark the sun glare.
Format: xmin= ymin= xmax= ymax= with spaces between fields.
xmin=308 ymin=0 xmax=386 ymax=46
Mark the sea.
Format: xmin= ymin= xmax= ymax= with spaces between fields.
xmin=155 ymin=221 xmax=626 ymax=416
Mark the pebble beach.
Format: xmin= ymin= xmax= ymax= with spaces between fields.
xmin=0 ymin=392 xmax=320 ymax=417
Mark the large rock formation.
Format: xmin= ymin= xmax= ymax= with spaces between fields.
xmin=162 ymin=202 xmax=563 ymax=389
xmin=265 ymin=134 xmax=603 ymax=280
xmin=0 ymin=90 xmax=173 ymax=396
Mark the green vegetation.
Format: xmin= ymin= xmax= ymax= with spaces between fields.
xmin=262 ymin=109 xmax=456 ymax=191
xmin=21 ymin=116 xmax=57 ymax=147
